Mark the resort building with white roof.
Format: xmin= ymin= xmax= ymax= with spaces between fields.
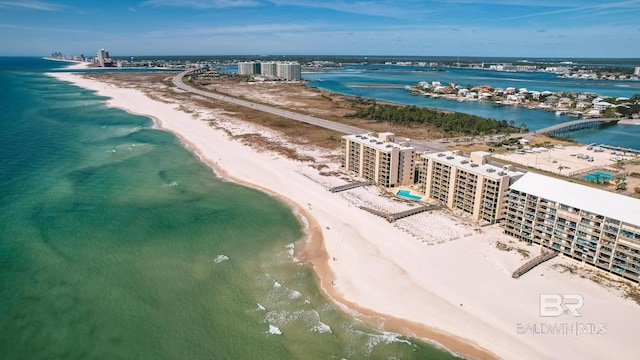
xmin=417 ymin=150 xmax=525 ymax=224
xmin=502 ymin=172 xmax=640 ymax=283
xmin=341 ymin=132 xmax=415 ymax=187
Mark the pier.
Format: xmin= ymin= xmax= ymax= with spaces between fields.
xmin=512 ymin=251 xmax=558 ymax=279
xmin=535 ymin=118 xmax=620 ymax=137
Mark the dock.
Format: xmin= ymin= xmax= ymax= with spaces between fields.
xmin=597 ymin=144 xmax=640 ymax=155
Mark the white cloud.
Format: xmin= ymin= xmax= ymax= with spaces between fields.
xmin=493 ymin=0 xmax=640 ymax=21
xmin=0 ymin=1 xmax=67 ymax=11
xmin=0 ymin=23 xmax=87 ymax=33
xmin=141 ymin=0 xmax=260 ymax=8
xmin=266 ymin=0 xmax=430 ymax=18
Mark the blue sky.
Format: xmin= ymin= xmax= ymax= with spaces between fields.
xmin=1 ymin=0 xmax=639 ymax=57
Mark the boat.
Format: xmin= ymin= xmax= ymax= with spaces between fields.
xmin=555 ymin=110 xmax=566 ymax=116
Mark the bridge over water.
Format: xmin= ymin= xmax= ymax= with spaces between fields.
xmin=535 ymin=118 xmax=620 ymax=137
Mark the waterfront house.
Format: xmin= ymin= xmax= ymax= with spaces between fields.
xmin=558 ymin=97 xmax=574 ymax=108
xmin=593 ymin=101 xmax=614 ymax=110
xmin=544 ymin=95 xmax=559 ymax=106
xmin=576 ymin=101 xmax=591 ymax=109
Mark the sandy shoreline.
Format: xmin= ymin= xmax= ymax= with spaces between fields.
xmin=47 ymin=67 xmax=640 ymax=360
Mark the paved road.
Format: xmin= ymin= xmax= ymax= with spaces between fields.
xmin=173 ymin=70 xmax=445 ymax=153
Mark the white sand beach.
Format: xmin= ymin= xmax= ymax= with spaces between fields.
xmin=48 ymin=70 xmax=640 ymax=360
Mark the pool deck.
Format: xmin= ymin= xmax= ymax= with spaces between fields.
xmin=396 ymin=189 xmax=423 ymax=201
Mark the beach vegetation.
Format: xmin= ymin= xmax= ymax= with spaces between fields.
xmin=346 ymin=103 xmax=521 ymax=136
xmin=615 ymin=178 xmax=628 ymax=191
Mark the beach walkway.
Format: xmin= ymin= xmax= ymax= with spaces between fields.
xmin=512 ymin=251 xmax=558 ymax=278
xmin=360 ymin=204 xmax=439 ymax=223
xmin=329 ymin=181 xmax=371 ymax=193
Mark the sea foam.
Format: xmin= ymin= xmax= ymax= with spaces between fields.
xmin=267 ymin=324 xmax=282 ymax=335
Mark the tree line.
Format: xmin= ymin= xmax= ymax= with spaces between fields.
xmin=347 ymin=102 xmax=523 ymax=135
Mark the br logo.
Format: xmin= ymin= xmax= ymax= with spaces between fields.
xmin=540 ymin=294 xmax=584 ymax=317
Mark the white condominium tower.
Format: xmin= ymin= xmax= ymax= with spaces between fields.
xmin=96 ymin=49 xmax=110 ymax=67
xmin=342 ymin=133 xmax=415 ymax=187
xmin=502 ymin=172 xmax=640 ymax=283
xmin=237 ymin=61 xmax=261 ymax=75
xmin=260 ymin=61 xmax=278 ymax=77
xmin=417 ymin=150 xmax=524 ymax=223
xmin=276 ymin=62 xmax=302 ymax=81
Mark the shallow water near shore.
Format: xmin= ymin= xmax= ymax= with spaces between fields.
xmin=0 ymin=58 xmax=458 ymax=359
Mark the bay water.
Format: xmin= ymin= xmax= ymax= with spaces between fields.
xmin=303 ymin=65 xmax=640 ymax=148
xmin=0 ymin=58 xmax=456 ymax=359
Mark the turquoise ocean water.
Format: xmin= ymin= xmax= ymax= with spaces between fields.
xmin=302 ymin=65 xmax=640 ymax=148
xmin=0 ymin=58 xmax=456 ymax=359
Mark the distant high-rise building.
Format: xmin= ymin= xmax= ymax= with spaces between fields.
xmin=237 ymin=61 xmax=260 ymax=75
xmin=276 ymin=62 xmax=302 ymax=81
xmin=634 ymin=66 xmax=640 ymax=76
xmin=260 ymin=61 xmax=278 ymax=77
xmin=96 ymin=49 xmax=111 ymax=67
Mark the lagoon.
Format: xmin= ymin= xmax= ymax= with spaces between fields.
xmin=303 ymin=65 xmax=640 ymax=148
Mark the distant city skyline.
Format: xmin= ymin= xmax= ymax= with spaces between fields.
xmin=1 ymin=0 xmax=640 ymax=57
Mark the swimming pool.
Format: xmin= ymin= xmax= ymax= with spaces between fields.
xmin=396 ymin=189 xmax=423 ymax=201
xmin=582 ymin=171 xmax=613 ymax=182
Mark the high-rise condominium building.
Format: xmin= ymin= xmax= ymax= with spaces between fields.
xmin=96 ymin=49 xmax=110 ymax=67
xmin=502 ymin=172 xmax=640 ymax=283
xmin=260 ymin=62 xmax=278 ymax=77
xmin=417 ymin=151 xmax=524 ymax=223
xmin=341 ymin=133 xmax=415 ymax=187
xmin=276 ymin=62 xmax=302 ymax=81
xmin=237 ymin=61 xmax=261 ymax=75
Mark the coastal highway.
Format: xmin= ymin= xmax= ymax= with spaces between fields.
xmin=172 ymin=70 xmax=445 ymax=153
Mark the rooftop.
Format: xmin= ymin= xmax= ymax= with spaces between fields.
xmin=423 ymin=151 xmax=524 ymax=180
xmin=509 ymin=172 xmax=640 ymax=227
xmin=343 ymin=133 xmax=414 ymax=152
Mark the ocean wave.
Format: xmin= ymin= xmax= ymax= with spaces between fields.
xmin=352 ymin=329 xmax=412 ymax=351
xmin=288 ymin=289 xmax=302 ymax=299
xmin=265 ymin=309 xmax=332 ymax=334
xmin=312 ymin=321 xmax=332 ymax=334
xmin=267 ymin=324 xmax=282 ymax=335
xmin=285 ymin=243 xmax=300 ymax=263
